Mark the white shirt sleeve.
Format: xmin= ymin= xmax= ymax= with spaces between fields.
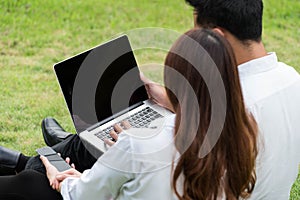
xmin=60 ymin=133 xmax=135 ymax=200
xmin=60 ymin=159 xmax=134 ymax=200
xmin=60 ymin=114 xmax=177 ymax=200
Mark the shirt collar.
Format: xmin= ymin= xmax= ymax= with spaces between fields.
xmin=238 ymin=52 xmax=278 ymax=78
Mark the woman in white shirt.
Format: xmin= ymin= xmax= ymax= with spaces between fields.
xmin=0 ymin=29 xmax=258 ymax=200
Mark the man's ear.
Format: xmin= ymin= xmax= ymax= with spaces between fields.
xmin=212 ymin=28 xmax=225 ymax=37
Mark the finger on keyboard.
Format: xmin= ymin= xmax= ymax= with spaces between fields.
xmin=121 ymin=120 xmax=131 ymax=129
xmin=109 ymin=129 xmax=118 ymax=141
xmin=113 ymin=124 xmax=123 ymax=133
xmin=104 ymin=138 xmax=115 ymax=147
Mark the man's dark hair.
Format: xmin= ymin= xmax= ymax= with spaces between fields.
xmin=185 ymin=0 xmax=263 ymax=42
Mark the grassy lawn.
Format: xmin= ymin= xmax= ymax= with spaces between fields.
xmin=0 ymin=0 xmax=299 ymax=198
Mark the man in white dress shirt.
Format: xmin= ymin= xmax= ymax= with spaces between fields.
xmin=184 ymin=0 xmax=300 ymax=199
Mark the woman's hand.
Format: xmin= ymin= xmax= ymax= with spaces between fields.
xmin=40 ymin=155 xmax=61 ymax=191
xmin=55 ymin=168 xmax=82 ymax=182
xmin=104 ymin=73 xmax=173 ymax=147
xmin=104 ymin=121 xmax=131 ymax=146
xmin=41 ymin=155 xmax=82 ymax=192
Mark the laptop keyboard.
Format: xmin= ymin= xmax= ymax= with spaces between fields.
xmin=94 ymin=107 xmax=163 ymax=141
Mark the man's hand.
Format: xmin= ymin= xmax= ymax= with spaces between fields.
xmin=140 ymin=73 xmax=174 ymax=112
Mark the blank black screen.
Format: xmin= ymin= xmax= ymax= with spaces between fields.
xmin=54 ymin=36 xmax=148 ymax=132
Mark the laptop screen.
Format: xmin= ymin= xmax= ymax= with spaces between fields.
xmin=54 ymin=35 xmax=148 ymax=133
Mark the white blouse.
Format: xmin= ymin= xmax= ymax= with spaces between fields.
xmin=60 ymin=114 xmax=179 ymax=200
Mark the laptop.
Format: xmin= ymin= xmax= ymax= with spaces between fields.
xmin=53 ymin=35 xmax=172 ymax=157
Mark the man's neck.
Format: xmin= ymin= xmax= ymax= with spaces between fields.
xmin=224 ymin=33 xmax=268 ymax=65
xmin=234 ymin=42 xmax=268 ymax=65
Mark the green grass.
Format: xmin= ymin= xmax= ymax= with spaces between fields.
xmin=0 ymin=0 xmax=299 ymax=198
xmin=263 ymin=0 xmax=300 ymax=72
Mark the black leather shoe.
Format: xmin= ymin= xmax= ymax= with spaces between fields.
xmin=0 ymin=146 xmax=20 ymax=175
xmin=41 ymin=117 xmax=72 ymax=146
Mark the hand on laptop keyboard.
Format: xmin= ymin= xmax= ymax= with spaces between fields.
xmin=95 ymin=107 xmax=163 ymax=146
xmin=104 ymin=121 xmax=131 ymax=146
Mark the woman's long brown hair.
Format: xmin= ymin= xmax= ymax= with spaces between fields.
xmin=164 ymin=29 xmax=257 ymax=199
